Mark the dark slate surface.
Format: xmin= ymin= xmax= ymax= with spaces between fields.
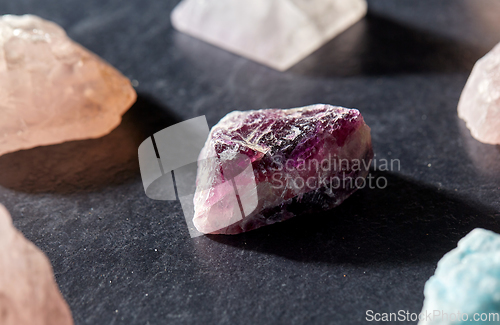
xmin=1 ymin=1 xmax=500 ymax=324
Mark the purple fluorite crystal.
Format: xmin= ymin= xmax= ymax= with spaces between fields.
xmin=193 ymin=104 xmax=373 ymax=234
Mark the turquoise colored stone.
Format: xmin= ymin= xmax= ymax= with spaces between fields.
xmin=420 ymin=229 xmax=500 ymax=325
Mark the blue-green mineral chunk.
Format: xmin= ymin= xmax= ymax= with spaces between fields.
xmin=419 ymin=228 xmax=500 ymax=325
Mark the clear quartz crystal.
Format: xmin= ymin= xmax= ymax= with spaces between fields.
xmin=171 ymin=0 xmax=367 ymax=71
xmin=0 ymin=15 xmax=137 ymax=157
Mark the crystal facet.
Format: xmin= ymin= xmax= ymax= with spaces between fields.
xmin=0 ymin=15 xmax=137 ymax=157
xmin=0 ymin=204 xmax=73 ymax=325
xmin=193 ymin=104 xmax=373 ymax=234
xmin=419 ymin=228 xmax=500 ymax=325
xmin=171 ymin=0 xmax=367 ymax=71
xmin=458 ymin=42 xmax=500 ymax=144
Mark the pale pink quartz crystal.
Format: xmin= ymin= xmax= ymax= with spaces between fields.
xmin=0 ymin=15 xmax=137 ymax=156
xmin=0 ymin=204 xmax=73 ymax=325
xmin=193 ymin=104 xmax=373 ymax=234
xmin=458 ymin=42 xmax=500 ymax=144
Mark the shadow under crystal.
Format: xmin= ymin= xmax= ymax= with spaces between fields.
xmin=0 ymin=94 xmax=181 ymax=194
xmin=290 ymin=12 xmax=488 ymax=77
xmin=204 ymin=171 xmax=500 ymax=265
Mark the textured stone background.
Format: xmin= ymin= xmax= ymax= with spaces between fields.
xmin=1 ymin=0 xmax=500 ymax=324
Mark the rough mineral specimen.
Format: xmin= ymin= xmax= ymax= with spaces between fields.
xmin=458 ymin=42 xmax=500 ymax=144
xmin=171 ymin=0 xmax=367 ymax=71
xmin=193 ymin=104 xmax=373 ymax=234
xmin=0 ymin=15 xmax=137 ymax=157
xmin=419 ymin=228 xmax=500 ymax=325
xmin=0 ymin=204 xmax=73 ymax=325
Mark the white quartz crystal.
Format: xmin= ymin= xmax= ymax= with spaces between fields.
xmin=171 ymin=0 xmax=367 ymax=71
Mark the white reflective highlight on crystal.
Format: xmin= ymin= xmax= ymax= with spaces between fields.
xmin=192 ymin=177 xmax=244 ymax=234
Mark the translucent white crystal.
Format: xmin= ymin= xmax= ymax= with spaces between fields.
xmin=458 ymin=42 xmax=500 ymax=144
xmin=419 ymin=229 xmax=500 ymax=325
xmin=171 ymin=0 xmax=367 ymax=71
